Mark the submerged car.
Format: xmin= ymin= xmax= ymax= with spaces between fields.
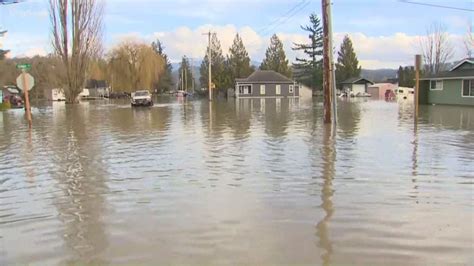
xmin=9 ymin=95 xmax=24 ymax=109
xmin=3 ymin=87 xmax=24 ymax=109
xmin=131 ymin=90 xmax=153 ymax=107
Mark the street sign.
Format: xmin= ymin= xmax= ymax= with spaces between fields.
xmin=16 ymin=63 xmax=31 ymax=71
xmin=16 ymin=73 xmax=35 ymax=91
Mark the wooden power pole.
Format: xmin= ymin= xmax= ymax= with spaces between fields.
xmin=415 ymin=54 xmax=421 ymax=120
xmin=184 ymin=56 xmax=188 ymax=92
xmin=203 ymin=31 xmax=213 ymax=101
xmin=322 ymin=0 xmax=334 ymax=124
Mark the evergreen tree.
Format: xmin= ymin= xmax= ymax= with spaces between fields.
xmin=200 ymin=33 xmax=226 ymax=94
xmin=178 ymin=56 xmax=194 ymax=91
xmin=397 ymin=66 xmax=404 ymax=86
xmin=398 ymin=66 xmax=416 ymax=87
xmin=226 ymin=33 xmax=254 ymax=83
xmin=151 ymin=39 xmax=174 ymax=92
xmin=335 ymin=35 xmax=361 ymax=86
xmin=292 ymin=13 xmax=323 ymax=91
xmin=260 ymin=34 xmax=292 ymax=78
xmin=0 ymin=49 xmax=8 ymax=60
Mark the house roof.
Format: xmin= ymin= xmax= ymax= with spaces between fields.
xmin=450 ymin=58 xmax=474 ymax=71
xmin=420 ymin=69 xmax=474 ymax=80
xmin=236 ymin=70 xmax=294 ymax=83
xmin=86 ymin=79 xmax=108 ymax=89
xmin=340 ymin=77 xmax=374 ymax=84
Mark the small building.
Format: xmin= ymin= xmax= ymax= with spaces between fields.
xmin=235 ymin=70 xmax=299 ymax=98
xmin=78 ymin=88 xmax=90 ymax=99
xmin=86 ymin=79 xmax=109 ymax=98
xmin=44 ymin=88 xmax=66 ymax=101
xmin=340 ymin=77 xmax=374 ymax=95
xmin=367 ymin=83 xmax=397 ymax=99
xmin=419 ymin=58 xmax=474 ymax=106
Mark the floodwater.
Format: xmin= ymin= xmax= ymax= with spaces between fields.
xmin=0 ymin=97 xmax=473 ymax=265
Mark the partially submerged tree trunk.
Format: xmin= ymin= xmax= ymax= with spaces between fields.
xmin=49 ymin=0 xmax=104 ymax=104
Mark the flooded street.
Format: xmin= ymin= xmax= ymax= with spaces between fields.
xmin=0 ymin=97 xmax=473 ymax=265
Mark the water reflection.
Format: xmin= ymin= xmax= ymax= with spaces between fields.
xmin=315 ymin=124 xmax=335 ymax=266
xmin=0 ymin=98 xmax=473 ymax=264
xmin=51 ymin=105 xmax=109 ymax=264
xmin=337 ymin=99 xmax=362 ymax=137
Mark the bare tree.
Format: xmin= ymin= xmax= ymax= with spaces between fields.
xmin=49 ymin=0 xmax=104 ymax=103
xmin=419 ymin=22 xmax=453 ymax=75
xmin=464 ymin=23 xmax=473 ymax=58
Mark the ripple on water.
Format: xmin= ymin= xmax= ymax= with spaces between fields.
xmin=0 ymin=99 xmax=473 ymax=265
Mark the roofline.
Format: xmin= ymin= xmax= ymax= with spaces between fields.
xmin=420 ymin=76 xmax=474 ymax=81
xmin=340 ymin=78 xmax=374 ymax=84
xmin=236 ymin=81 xmax=295 ymax=84
xmin=450 ymin=58 xmax=474 ymax=71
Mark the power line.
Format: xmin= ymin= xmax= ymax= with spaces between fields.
xmin=256 ymin=0 xmax=309 ymax=35
xmin=398 ymin=0 xmax=474 ymax=12
xmin=260 ymin=1 xmax=311 ymax=36
xmin=246 ymin=0 xmax=310 ymax=47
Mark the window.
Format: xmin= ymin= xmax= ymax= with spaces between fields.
xmin=430 ymin=80 xmax=443 ymax=90
xmin=260 ymin=85 xmax=266 ymax=95
xmin=275 ymin=85 xmax=281 ymax=95
xmin=238 ymin=85 xmax=252 ymax=95
xmin=289 ymin=85 xmax=294 ymax=94
xmin=462 ymin=79 xmax=474 ymax=97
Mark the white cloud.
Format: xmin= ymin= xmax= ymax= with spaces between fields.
xmin=334 ymin=32 xmax=465 ymax=69
xmin=0 ymin=32 xmax=50 ymax=58
xmin=3 ymin=23 xmax=466 ymax=70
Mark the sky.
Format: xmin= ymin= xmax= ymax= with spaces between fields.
xmin=0 ymin=0 xmax=472 ymax=69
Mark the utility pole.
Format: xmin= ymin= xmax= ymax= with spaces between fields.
xmin=203 ymin=31 xmax=213 ymax=101
xmin=328 ymin=0 xmax=337 ymax=125
xmin=415 ymin=54 xmax=421 ymax=121
xmin=181 ymin=67 xmax=184 ymax=91
xmin=184 ymin=56 xmax=188 ymax=92
xmin=191 ymin=58 xmax=195 ymax=93
xmin=322 ymin=0 xmax=333 ymax=124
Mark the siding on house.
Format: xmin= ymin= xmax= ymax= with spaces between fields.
xmin=419 ymin=59 xmax=474 ymax=106
xmin=420 ymin=79 xmax=474 ymax=106
xmin=235 ymin=70 xmax=299 ymax=98
xmin=238 ymin=83 xmax=298 ymax=97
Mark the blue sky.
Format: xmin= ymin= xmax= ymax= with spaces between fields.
xmin=0 ymin=0 xmax=472 ymax=69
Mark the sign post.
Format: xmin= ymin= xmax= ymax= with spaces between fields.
xmin=16 ymin=64 xmax=34 ymax=128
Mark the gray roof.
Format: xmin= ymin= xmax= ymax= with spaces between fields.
xmin=340 ymin=77 xmax=374 ymax=84
xmin=450 ymin=58 xmax=474 ymax=71
xmin=420 ymin=69 xmax=474 ymax=80
xmin=236 ymin=70 xmax=294 ymax=83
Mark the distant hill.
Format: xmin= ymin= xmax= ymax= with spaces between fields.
xmin=361 ymin=68 xmax=398 ymax=83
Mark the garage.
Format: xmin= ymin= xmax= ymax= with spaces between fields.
xmin=352 ymin=84 xmax=366 ymax=94
xmin=340 ymin=77 xmax=374 ymax=94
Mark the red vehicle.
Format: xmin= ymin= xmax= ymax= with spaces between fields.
xmin=2 ymin=86 xmax=25 ymax=109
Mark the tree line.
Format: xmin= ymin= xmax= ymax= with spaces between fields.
xmin=1 ymin=0 xmax=462 ymax=103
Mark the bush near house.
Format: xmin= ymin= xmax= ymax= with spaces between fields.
xmin=0 ymin=102 xmax=11 ymax=110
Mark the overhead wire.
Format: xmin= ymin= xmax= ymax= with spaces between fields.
xmin=246 ymin=0 xmax=311 ymax=47
xmin=398 ymin=0 xmax=473 ymax=12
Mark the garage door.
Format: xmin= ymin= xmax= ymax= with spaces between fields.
xmin=367 ymin=87 xmax=379 ymax=98
xmin=352 ymin=84 xmax=366 ymax=94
